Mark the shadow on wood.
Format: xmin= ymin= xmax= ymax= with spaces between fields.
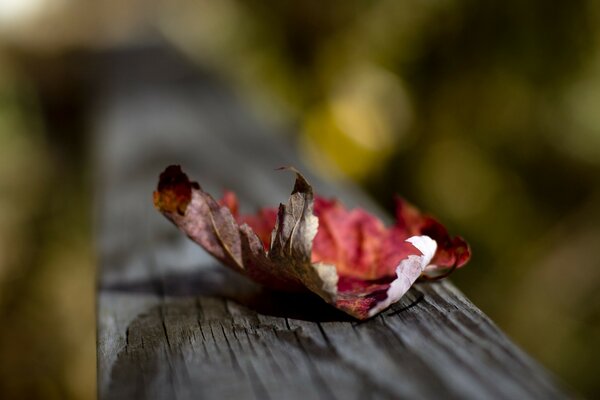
xmin=101 ymin=266 xmax=358 ymax=322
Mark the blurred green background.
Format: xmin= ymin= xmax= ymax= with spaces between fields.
xmin=1 ymin=0 xmax=599 ymax=398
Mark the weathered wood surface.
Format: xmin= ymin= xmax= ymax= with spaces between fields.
xmin=95 ymin=45 xmax=570 ymax=400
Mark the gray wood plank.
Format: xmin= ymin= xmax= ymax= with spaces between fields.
xmin=94 ymin=44 xmax=571 ymax=400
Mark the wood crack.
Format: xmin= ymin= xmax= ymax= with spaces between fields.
xmin=219 ymin=322 xmax=243 ymax=374
xmin=290 ymin=330 xmax=337 ymax=400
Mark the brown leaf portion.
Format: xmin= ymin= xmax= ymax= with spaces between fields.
xmin=154 ymin=166 xmax=330 ymax=292
xmin=268 ymin=168 xmax=337 ymax=301
xmin=220 ymin=191 xmax=278 ymax=251
xmin=154 ymin=166 xmax=243 ymax=272
xmin=238 ymin=225 xmax=304 ymax=291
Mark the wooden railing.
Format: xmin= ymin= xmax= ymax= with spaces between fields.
xmin=95 ymin=44 xmax=569 ymax=400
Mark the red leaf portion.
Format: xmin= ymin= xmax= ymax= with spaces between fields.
xmin=311 ymin=197 xmax=423 ymax=281
xmin=394 ymin=198 xmax=471 ymax=270
xmin=217 ymin=189 xmax=438 ymax=319
xmin=334 ymin=235 xmax=437 ymax=319
xmin=335 ymin=276 xmax=392 ymax=319
xmin=222 ymin=195 xmax=433 ymax=282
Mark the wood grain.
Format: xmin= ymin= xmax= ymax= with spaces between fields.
xmin=94 ymin=44 xmax=570 ymax=400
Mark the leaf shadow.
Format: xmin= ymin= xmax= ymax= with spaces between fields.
xmin=101 ymin=264 xmax=354 ymax=322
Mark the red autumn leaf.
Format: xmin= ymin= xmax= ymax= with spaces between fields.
xmin=153 ymin=165 xmax=470 ymax=319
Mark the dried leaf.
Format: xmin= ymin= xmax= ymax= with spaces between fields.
xmin=154 ymin=166 xmax=243 ymax=272
xmin=154 ymin=165 xmax=470 ymax=319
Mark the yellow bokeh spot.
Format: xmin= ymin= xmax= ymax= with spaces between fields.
xmin=302 ymin=64 xmax=411 ymax=181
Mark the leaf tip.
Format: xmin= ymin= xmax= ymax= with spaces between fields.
xmin=153 ymin=165 xmax=199 ymax=215
xmin=275 ymin=166 xmax=312 ymax=195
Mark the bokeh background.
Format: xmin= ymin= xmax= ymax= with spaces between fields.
xmin=1 ymin=1 xmax=599 ymax=398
